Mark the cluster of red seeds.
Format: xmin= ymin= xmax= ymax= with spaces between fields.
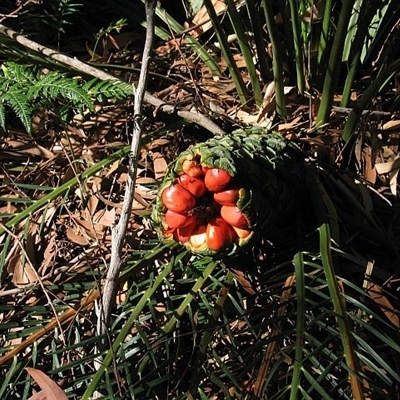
xmin=160 ymin=159 xmax=252 ymax=252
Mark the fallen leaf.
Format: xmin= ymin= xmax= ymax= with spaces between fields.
xmin=5 ymin=140 xmax=55 ymax=159
xmin=375 ymin=156 xmax=400 ymax=195
xmin=366 ymin=282 xmax=400 ymax=329
xmin=300 ymin=0 xmax=324 ymax=23
xmin=26 ymin=367 xmax=68 ymax=400
xmin=151 ymin=151 xmax=168 ymax=180
xmin=66 ymin=226 xmax=91 ymax=245
xmin=382 ymin=120 xmax=400 ymax=130
xmin=93 ymin=208 xmax=116 ymax=226
xmin=191 ymin=0 xmax=227 ymax=38
xmin=375 ymin=156 xmax=400 ymax=175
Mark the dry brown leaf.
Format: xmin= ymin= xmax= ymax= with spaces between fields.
xmin=135 ymin=184 xmax=153 ymax=201
xmin=375 ymin=156 xmax=400 ymax=195
xmin=86 ymin=193 xmax=99 ymax=218
xmin=40 ymin=231 xmax=57 ymax=274
xmin=382 ymin=120 xmax=400 ymax=130
xmin=11 ymin=260 xmax=37 ymax=286
xmin=233 ymin=53 xmax=247 ymax=69
xmin=5 ymin=140 xmax=55 ymax=159
xmin=145 ymin=138 xmax=171 ymax=150
xmin=257 ymin=81 xmax=276 ymax=122
xmin=105 ymin=160 xmax=121 ymax=178
xmin=136 ymin=177 xmax=157 ymax=184
xmin=236 ymin=109 xmax=273 ymax=128
xmin=367 ymin=282 xmax=400 ymax=329
xmin=191 ymin=0 xmax=227 ymax=38
xmin=93 ymin=209 xmax=116 ymax=226
xmin=26 ymin=367 xmax=68 ymax=400
xmin=375 ymin=157 xmax=400 ymax=174
xmin=362 ymin=146 xmax=377 ymax=184
xmin=300 ymin=0 xmax=324 ymax=23
xmin=151 ymin=151 xmax=168 ymax=180
xmin=229 ymin=268 xmax=255 ymax=294
xmin=278 ymin=116 xmax=303 ymax=131
xmin=0 ymin=204 xmax=17 ymax=217
xmin=8 ymin=227 xmax=39 ymax=286
xmin=66 ymin=226 xmax=90 ymax=246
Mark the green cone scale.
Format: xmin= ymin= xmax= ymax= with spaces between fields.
xmin=152 ymin=129 xmax=303 ymax=257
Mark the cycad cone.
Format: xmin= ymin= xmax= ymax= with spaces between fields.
xmin=152 ymin=129 xmax=302 ymax=257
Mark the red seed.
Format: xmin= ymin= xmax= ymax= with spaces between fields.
xmin=175 ymin=221 xmax=198 ymax=242
xmin=178 ymin=174 xmax=206 ymax=198
xmin=161 ymin=184 xmax=196 ymax=214
xmin=213 ymin=188 xmax=240 ymax=206
xmin=164 ymin=210 xmax=196 ymax=229
xmin=232 ymin=225 xmax=252 ymax=239
xmin=206 ymin=217 xmax=236 ymax=251
xmin=220 ymin=205 xmax=248 ymax=229
xmin=204 ymin=168 xmax=232 ymax=192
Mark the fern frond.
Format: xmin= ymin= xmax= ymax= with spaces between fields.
xmin=0 ymin=102 xmax=6 ymax=132
xmin=3 ymin=62 xmax=40 ymax=86
xmin=1 ymin=90 xmax=33 ymax=133
xmin=0 ymin=61 xmax=133 ymax=133
xmin=82 ymin=78 xmax=132 ymax=101
xmin=27 ymin=72 xmax=94 ymax=111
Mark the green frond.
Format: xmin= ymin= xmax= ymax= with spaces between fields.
xmin=2 ymin=62 xmax=40 ymax=85
xmin=82 ymin=78 xmax=133 ymax=100
xmin=27 ymin=71 xmax=94 ymax=111
xmin=0 ymin=62 xmax=132 ymax=133
xmin=1 ymin=89 xmax=33 ymax=133
xmin=0 ymin=102 xmax=6 ymax=132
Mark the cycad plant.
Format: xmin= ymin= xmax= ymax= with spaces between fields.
xmin=1 ymin=0 xmax=400 ymax=399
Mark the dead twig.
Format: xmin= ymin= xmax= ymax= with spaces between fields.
xmin=100 ymin=0 xmax=156 ymax=334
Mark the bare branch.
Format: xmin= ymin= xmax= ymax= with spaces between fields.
xmin=100 ymin=0 xmax=157 ymax=333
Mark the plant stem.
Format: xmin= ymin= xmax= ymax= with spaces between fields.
xmin=262 ymin=0 xmax=287 ymax=118
xmin=316 ymin=0 xmax=354 ymax=127
xmin=341 ymin=2 xmax=374 ymax=107
xmin=225 ymin=0 xmax=262 ymax=106
xmin=288 ymin=0 xmax=305 ymax=94
xmin=245 ymin=0 xmax=271 ymax=84
xmin=318 ymin=0 xmax=333 ymax=65
xmin=319 ymin=224 xmax=365 ymax=399
xmin=342 ymin=57 xmax=400 ymax=142
xmin=290 ymin=252 xmax=306 ymax=400
xmin=203 ymin=0 xmax=249 ymax=105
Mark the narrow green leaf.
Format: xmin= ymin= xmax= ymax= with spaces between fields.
xmin=319 ymin=223 xmax=365 ymax=399
xmin=261 ymin=0 xmax=287 ymax=118
xmin=290 ymin=252 xmax=306 ymax=400
xmin=342 ymin=57 xmax=400 ymax=142
xmin=202 ymin=0 xmax=249 ymax=104
xmin=316 ymin=0 xmax=354 ymax=127
xmin=81 ymin=259 xmax=174 ymax=400
xmin=225 ymin=0 xmax=262 ymax=105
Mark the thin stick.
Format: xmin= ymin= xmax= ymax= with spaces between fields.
xmin=101 ymin=0 xmax=157 ymax=333
xmin=0 ymin=24 xmax=225 ymax=136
